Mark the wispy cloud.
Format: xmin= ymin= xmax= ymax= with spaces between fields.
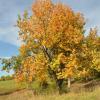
xmin=0 ymin=57 xmax=11 ymax=59
xmin=0 ymin=27 xmax=21 ymax=46
xmin=0 ymin=0 xmax=33 ymax=47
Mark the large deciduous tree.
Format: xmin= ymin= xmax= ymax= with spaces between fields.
xmin=17 ymin=0 xmax=85 ymax=92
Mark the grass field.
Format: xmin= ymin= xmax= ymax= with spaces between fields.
xmin=0 ymin=80 xmax=26 ymax=95
xmin=0 ymin=80 xmax=100 ymax=100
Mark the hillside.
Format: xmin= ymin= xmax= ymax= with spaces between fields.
xmin=0 ymin=79 xmax=100 ymax=100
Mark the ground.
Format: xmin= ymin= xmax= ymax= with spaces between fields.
xmin=0 ymin=80 xmax=100 ymax=100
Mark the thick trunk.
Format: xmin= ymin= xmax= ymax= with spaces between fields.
xmin=56 ymin=79 xmax=64 ymax=94
xmin=42 ymin=46 xmax=64 ymax=94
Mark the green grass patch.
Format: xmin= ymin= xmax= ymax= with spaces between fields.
xmin=0 ymin=80 xmax=26 ymax=95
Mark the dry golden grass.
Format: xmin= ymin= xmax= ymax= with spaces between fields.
xmin=0 ymin=80 xmax=100 ymax=100
xmin=0 ymin=86 xmax=100 ymax=100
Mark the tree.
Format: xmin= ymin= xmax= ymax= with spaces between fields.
xmin=17 ymin=0 xmax=85 ymax=93
xmin=1 ymin=56 xmax=23 ymax=81
xmin=85 ymin=28 xmax=100 ymax=78
xmin=76 ymin=28 xmax=100 ymax=81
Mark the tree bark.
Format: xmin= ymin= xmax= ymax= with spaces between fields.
xmin=56 ymin=79 xmax=64 ymax=94
xmin=68 ymin=78 xmax=71 ymax=90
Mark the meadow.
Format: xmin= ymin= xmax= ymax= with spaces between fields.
xmin=0 ymin=80 xmax=100 ymax=100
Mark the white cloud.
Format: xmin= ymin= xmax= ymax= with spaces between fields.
xmin=0 ymin=57 xmax=11 ymax=59
xmin=0 ymin=0 xmax=33 ymax=47
xmin=0 ymin=26 xmax=21 ymax=47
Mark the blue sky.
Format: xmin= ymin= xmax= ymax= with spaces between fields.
xmin=0 ymin=0 xmax=100 ymax=76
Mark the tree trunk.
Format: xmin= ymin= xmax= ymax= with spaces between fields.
xmin=68 ymin=78 xmax=71 ymax=90
xmin=56 ymin=79 xmax=64 ymax=94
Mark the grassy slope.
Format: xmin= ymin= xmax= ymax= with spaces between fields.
xmin=0 ymin=80 xmax=25 ymax=95
xmin=0 ymin=80 xmax=100 ymax=100
xmin=0 ymin=87 xmax=100 ymax=100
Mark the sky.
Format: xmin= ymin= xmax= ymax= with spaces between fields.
xmin=0 ymin=0 xmax=100 ymax=76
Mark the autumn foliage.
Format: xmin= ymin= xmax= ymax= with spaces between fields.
xmin=2 ymin=0 xmax=100 ymax=93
